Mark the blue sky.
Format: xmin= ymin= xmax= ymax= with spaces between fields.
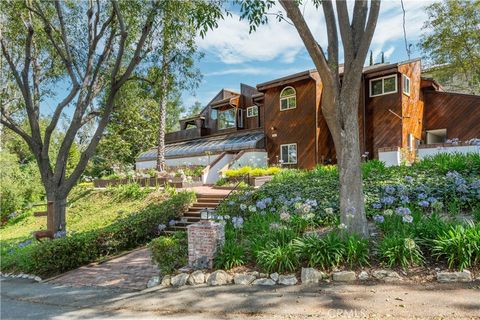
xmin=185 ymin=0 xmax=435 ymax=108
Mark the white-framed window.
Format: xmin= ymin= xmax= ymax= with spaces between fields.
xmin=426 ymin=129 xmax=447 ymax=144
xmin=369 ymin=75 xmax=397 ymax=97
xmin=280 ymin=86 xmax=296 ymax=111
xmin=218 ymin=109 xmax=236 ymax=130
xmin=402 ymin=75 xmax=411 ymax=96
xmin=246 ymin=105 xmax=258 ymax=118
xmin=280 ymin=143 xmax=297 ymax=164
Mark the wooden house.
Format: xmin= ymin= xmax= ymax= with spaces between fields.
xmin=136 ymin=59 xmax=480 ymax=174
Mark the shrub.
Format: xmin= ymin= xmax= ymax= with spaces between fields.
xmin=256 ymin=242 xmax=298 ymax=273
xmin=378 ymin=234 xmax=424 ymax=269
xmin=107 ymin=183 xmax=151 ymax=201
xmin=215 ymin=239 xmax=246 ymax=270
xmin=9 ymin=192 xmax=195 ymax=276
xmin=149 ymin=232 xmax=188 ymax=275
xmin=224 ymin=166 xmax=282 ymax=178
xmin=432 ymin=223 xmax=480 ymax=270
xmin=343 ymin=234 xmax=370 ymax=268
xmin=293 ymin=233 xmax=345 ymax=270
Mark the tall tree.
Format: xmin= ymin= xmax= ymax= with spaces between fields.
xmin=241 ymin=0 xmax=380 ymax=236
xmin=186 ymin=101 xmax=204 ymax=117
xmin=0 ymin=0 xmax=159 ymax=231
xmin=153 ymin=1 xmax=221 ymax=172
xmin=420 ymin=0 xmax=480 ymax=94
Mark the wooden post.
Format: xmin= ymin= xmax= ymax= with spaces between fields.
xmin=47 ymin=201 xmax=54 ymax=232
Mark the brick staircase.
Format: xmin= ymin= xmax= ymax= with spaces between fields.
xmin=166 ymin=193 xmax=225 ymax=232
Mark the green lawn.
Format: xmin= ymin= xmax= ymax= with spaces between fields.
xmin=0 ymin=186 xmax=148 ymax=258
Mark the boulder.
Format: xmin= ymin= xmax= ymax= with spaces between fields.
xmin=358 ymin=271 xmax=369 ymax=281
xmin=372 ymin=270 xmax=403 ymax=282
xmin=161 ymin=275 xmax=171 ymax=286
xmin=437 ymin=270 xmax=472 ymax=283
xmin=252 ymin=278 xmax=276 ymax=286
xmin=234 ymin=274 xmax=256 ymax=285
xmin=187 ymin=270 xmax=205 ymax=285
xmin=146 ymin=276 xmax=160 ymax=288
xmin=270 ymin=273 xmax=279 ymax=282
xmin=333 ymin=271 xmax=356 ymax=282
xmin=207 ymin=270 xmax=232 ymax=286
xmin=171 ymin=273 xmax=189 ymax=287
xmin=278 ymin=274 xmax=298 ymax=285
xmin=301 ymin=268 xmax=325 ymax=284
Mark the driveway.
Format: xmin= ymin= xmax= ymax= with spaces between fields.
xmin=2 ymin=277 xmax=479 ymax=319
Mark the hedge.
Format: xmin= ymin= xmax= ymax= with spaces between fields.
xmin=15 ymin=191 xmax=195 ymax=277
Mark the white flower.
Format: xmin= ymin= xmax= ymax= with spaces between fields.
xmin=248 ymin=205 xmax=257 ymax=212
xmin=280 ymin=211 xmax=291 ymax=221
xmin=338 ymin=223 xmax=348 ymax=230
xmin=240 ymin=204 xmax=247 ymax=211
xmin=325 ymin=207 xmax=334 ymax=215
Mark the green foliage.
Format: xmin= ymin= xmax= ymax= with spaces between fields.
xmin=215 ymin=239 xmax=246 ymax=270
xmin=420 ymin=0 xmax=480 ymax=94
xmin=1 ymin=192 xmax=195 ymax=276
xmin=293 ymin=233 xmax=345 ymax=270
xmin=149 ymin=232 xmax=188 ymax=275
xmin=343 ymin=234 xmax=370 ymax=268
xmin=224 ymin=166 xmax=282 ymax=178
xmin=106 ymin=183 xmax=152 ymax=201
xmin=256 ymin=242 xmax=298 ymax=273
xmin=432 ymin=223 xmax=480 ymax=270
xmin=0 ymin=151 xmax=44 ymax=222
xmin=379 ymin=235 xmax=424 ymax=269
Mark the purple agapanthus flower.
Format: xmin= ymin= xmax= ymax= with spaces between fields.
xmin=373 ymin=215 xmax=384 ymax=223
xmin=395 ymin=207 xmax=411 ymax=216
xmin=417 ymin=193 xmax=427 ymax=200
xmin=427 ymin=197 xmax=437 ymax=204
xmin=400 ymin=195 xmax=410 ymax=204
xmin=418 ymin=200 xmax=429 ymax=207
xmin=384 ymin=185 xmax=396 ymax=194
xmin=231 ymin=216 xmax=244 ymax=229
xmin=256 ymin=200 xmax=267 ymax=210
xmin=17 ymin=239 xmax=32 ymax=248
xmin=168 ymin=219 xmax=177 ymax=226
xmin=404 ymin=175 xmax=413 ymax=183
xmin=380 ymin=196 xmax=395 ymax=205
xmin=228 ymin=200 xmax=236 ymax=206
xmin=372 ymin=203 xmax=382 ymax=209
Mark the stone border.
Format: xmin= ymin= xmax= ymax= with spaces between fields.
xmin=146 ymin=267 xmax=479 ymax=289
xmin=0 ymin=272 xmax=42 ymax=282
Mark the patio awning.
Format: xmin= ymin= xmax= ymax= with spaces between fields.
xmin=137 ymin=131 xmax=265 ymax=161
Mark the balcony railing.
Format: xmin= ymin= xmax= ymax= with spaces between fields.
xmin=165 ymin=127 xmax=210 ymax=143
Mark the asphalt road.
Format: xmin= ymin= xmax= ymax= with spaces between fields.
xmin=2 ymin=277 xmax=480 ymax=319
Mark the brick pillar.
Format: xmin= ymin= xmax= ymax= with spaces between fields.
xmin=187 ymin=220 xmax=225 ymax=269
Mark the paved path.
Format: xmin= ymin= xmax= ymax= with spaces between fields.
xmin=2 ymin=277 xmax=480 ymax=319
xmin=49 ymin=248 xmax=158 ymax=290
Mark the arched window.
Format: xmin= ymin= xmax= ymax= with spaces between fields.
xmin=280 ymin=86 xmax=296 ymax=111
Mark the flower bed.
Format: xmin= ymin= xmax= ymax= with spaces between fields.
xmin=209 ymin=153 xmax=480 ymax=274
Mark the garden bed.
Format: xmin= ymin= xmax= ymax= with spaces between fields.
xmin=150 ymin=154 xmax=480 ymax=284
xmin=94 ymin=176 xmax=202 ymax=188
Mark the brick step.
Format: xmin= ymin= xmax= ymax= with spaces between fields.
xmin=196 ymin=194 xmax=225 ymax=199
xmin=191 ymin=202 xmax=218 ymax=209
xmin=196 ymin=198 xmax=223 ymax=204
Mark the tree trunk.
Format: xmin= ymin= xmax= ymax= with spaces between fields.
xmin=47 ymin=190 xmax=67 ymax=232
xmin=156 ymin=81 xmax=167 ymax=172
xmin=337 ymin=90 xmax=368 ymax=237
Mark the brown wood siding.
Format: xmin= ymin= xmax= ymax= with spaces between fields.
xmin=424 ymin=91 xmax=480 ymax=140
xmin=399 ymin=60 xmax=424 ymax=161
xmin=240 ymin=83 xmax=263 ymax=130
xmin=263 ymin=78 xmax=317 ymax=169
xmin=364 ymin=73 xmax=403 ymax=157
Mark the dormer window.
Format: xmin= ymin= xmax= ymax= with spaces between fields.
xmin=280 ymin=86 xmax=296 ymax=111
xmin=369 ymin=75 xmax=397 ymax=97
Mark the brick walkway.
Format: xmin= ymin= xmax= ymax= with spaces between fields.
xmin=49 ymin=248 xmax=158 ymax=290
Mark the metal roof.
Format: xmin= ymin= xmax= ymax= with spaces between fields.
xmin=137 ymin=131 xmax=265 ymax=161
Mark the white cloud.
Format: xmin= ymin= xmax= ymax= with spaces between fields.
xmin=205 ymin=66 xmax=306 ymax=77
xmin=197 ymin=0 xmax=437 ymax=65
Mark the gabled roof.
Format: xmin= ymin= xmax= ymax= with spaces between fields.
xmin=257 ymin=58 xmax=422 ymax=91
